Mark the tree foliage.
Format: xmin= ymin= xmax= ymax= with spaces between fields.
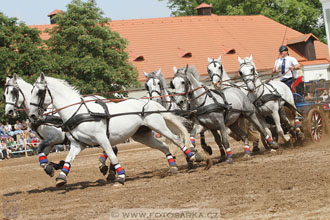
xmin=0 ymin=12 xmax=49 ymax=123
xmin=161 ymin=0 xmax=326 ymax=42
xmin=0 ymin=0 xmax=139 ymax=122
xmin=45 ymin=0 xmax=138 ymax=96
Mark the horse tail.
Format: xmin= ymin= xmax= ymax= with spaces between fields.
xmin=161 ymin=112 xmax=192 ymax=148
xmin=283 ymin=98 xmax=303 ymax=118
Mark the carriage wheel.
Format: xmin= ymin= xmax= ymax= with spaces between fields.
xmin=306 ymin=108 xmax=327 ymax=142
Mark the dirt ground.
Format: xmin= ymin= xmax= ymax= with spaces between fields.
xmin=1 ymin=133 xmax=330 ymax=220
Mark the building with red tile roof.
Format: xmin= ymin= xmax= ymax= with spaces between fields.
xmin=30 ymin=6 xmax=330 ymax=83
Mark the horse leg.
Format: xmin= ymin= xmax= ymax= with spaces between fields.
xmin=246 ymin=112 xmax=279 ymax=149
xmin=191 ymin=124 xmax=213 ymax=155
xmin=55 ymin=141 xmax=82 ymax=187
xmin=98 ymin=146 xmax=118 ymax=182
xmin=272 ymin=110 xmax=290 ymax=144
xmin=38 ymin=136 xmax=65 ymax=177
xmin=149 ymin=122 xmax=202 ymax=164
xmin=132 ymin=131 xmax=178 ymax=173
xmin=209 ymin=129 xmax=226 ymax=162
xmin=217 ymin=116 xmax=233 ymax=164
xmin=228 ymin=122 xmax=251 ymax=156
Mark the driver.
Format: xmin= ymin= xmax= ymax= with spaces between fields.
xmin=272 ymin=45 xmax=301 ymax=89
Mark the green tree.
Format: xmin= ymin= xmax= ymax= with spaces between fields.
xmin=46 ymin=0 xmax=138 ymax=96
xmin=160 ymin=0 xmax=326 ymax=42
xmin=0 ymin=12 xmax=49 ymax=122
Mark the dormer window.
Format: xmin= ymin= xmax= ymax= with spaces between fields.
xmin=182 ymin=52 xmax=192 ymax=58
xmin=134 ymin=56 xmax=144 ymax=61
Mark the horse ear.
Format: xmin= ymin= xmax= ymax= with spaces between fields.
xmin=249 ymin=54 xmax=253 ymax=61
xmin=13 ymin=73 xmax=18 ymax=84
xmin=143 ymin=71 xmax=148 ymax=78
xmin=156 ymin=68 xmax=161 ymax=76
xmin=217 ymin=56 xmax=222 ymax=62
xmin=238 ymin=57 xmax=243 ymax=64
xmin=40 ymin=72 xmax=46 ymax=83
xmin=6 ymin=77 xmax=10 ymax=84
xmin=173 ymin=66 xmax=177 ymax=74
xmin=208 ymin=57 xmax=213 ymax=63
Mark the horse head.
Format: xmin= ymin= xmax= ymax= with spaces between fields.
xmin=171 ymin=65 xmax=190 ymax=109
xmin=207 ymin=56 xmax=224 ymax=86
xmin=29 ymin=73 xmax=52 ymax=121
xmin=4 ymin=73 xmax=25 ymax=117
xmin=238 ymin=55 xmax=258 ymax=92
xmin=144 ymin=69 xmax=165 ymax=103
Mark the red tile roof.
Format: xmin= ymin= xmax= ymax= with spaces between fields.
xmin=29 ymin=14 xmax=330 ymax=81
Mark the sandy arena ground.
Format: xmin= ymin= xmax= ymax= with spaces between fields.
xmin=1 ymin=134 xmax=330 ymax=220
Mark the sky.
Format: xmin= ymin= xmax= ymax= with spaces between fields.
xmin=0 ymin=0 xmax=172 ymax=25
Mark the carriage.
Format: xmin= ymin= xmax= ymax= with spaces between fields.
xmin=292 ymin=78 xmax=330 ymax=142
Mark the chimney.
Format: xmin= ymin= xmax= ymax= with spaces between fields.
xmin=195 ymin=3 xmax=213 ymax=16
xmin=48 ymin=9 xmax=62 ymax=24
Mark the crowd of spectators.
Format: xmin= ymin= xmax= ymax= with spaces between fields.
xmin=0 ymin=120 xmax=40 ymax=160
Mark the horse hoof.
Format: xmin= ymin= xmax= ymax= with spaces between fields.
xmin=226 ymin=157 xmax=233 ymax=164
xmin=192 ymin=153 xmax=203 ymax=162
xmin=56 ymin=174 xmax=67 ymax=187
xmin=106 ymin=170 xmax=116 ymax=182
xmin=114 ymin=177 xmax=125 ymax=185
xmin=271 ymin=142 xmax=279 ymax=150
xmin=99 ymin=165 xmax=109 ymax=176
xmin=169 ymin=166 xmax=178 ymax=174
xmin=252 ymin=147 xmax=260 ymax=153
xmin=44 ymin=163 xmax=54 ymax=177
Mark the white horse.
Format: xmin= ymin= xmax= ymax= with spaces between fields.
xmin=144 ymin=69 xmax=215 ymax=156
xmin=29 ymin=73 xmax=203 ymax=186
xmin=207 ymin=56 xmax=266 ymax=152
xmin=4 ymin=74 xmax=67 ymax=176
xmin=171 ymin=65 xmax=278 ymax=164
xmin=238 ymin=55 xmax=301 ymax=143
xmin=3 ymin=74 xmax=118 ymax=180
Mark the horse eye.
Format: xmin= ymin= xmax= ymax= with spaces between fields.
xmin=181 ymin=81 xmax=185 ymax=85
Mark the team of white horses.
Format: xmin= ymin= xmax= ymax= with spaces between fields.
xmin=3 ymin=55 xmax=301 ymax=187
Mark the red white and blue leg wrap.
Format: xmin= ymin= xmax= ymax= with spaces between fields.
xmin=166 ymin=154 xmax=176 ymax=166
xmin=244 ymin=145 xmax=251 ymax=154
xmin=61 ymin=162 xmax=71 ymax=175
xmin=99 ymin=152 xmax=108 ymax=163
xmin=226 ymin=148 xmax=233 ymax=158
xmin=190 ymin=136 xmax=195 ymax=145
xmin=39 ymin=153 xmax=48 ymax=165
xmin=265 ymin=135 xmax=274 ymax=145
xmin=182 ymin=146 xmax=193 ymax=158
xmin=295 ymin=119 xmax=301 ymax=128
xmin=114 ymin=163 xmax=125 ymax=175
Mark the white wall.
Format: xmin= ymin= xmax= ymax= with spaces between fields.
xmin=302 ymin=64 xmax=330 ymax=82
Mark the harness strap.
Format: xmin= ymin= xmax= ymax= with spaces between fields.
xmin=95 ymin=99 xmax=111 ymax=139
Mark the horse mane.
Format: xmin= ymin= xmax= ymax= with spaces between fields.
xmin=146 ymin=70 xmax=168 ymax=90
xmin=175 ymin=65 xmax=200 ymax=81
xmin=187 ymin=65 xmax=200 ymax=81
xmin=45 ymin=77 xmax=81 ymax=95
